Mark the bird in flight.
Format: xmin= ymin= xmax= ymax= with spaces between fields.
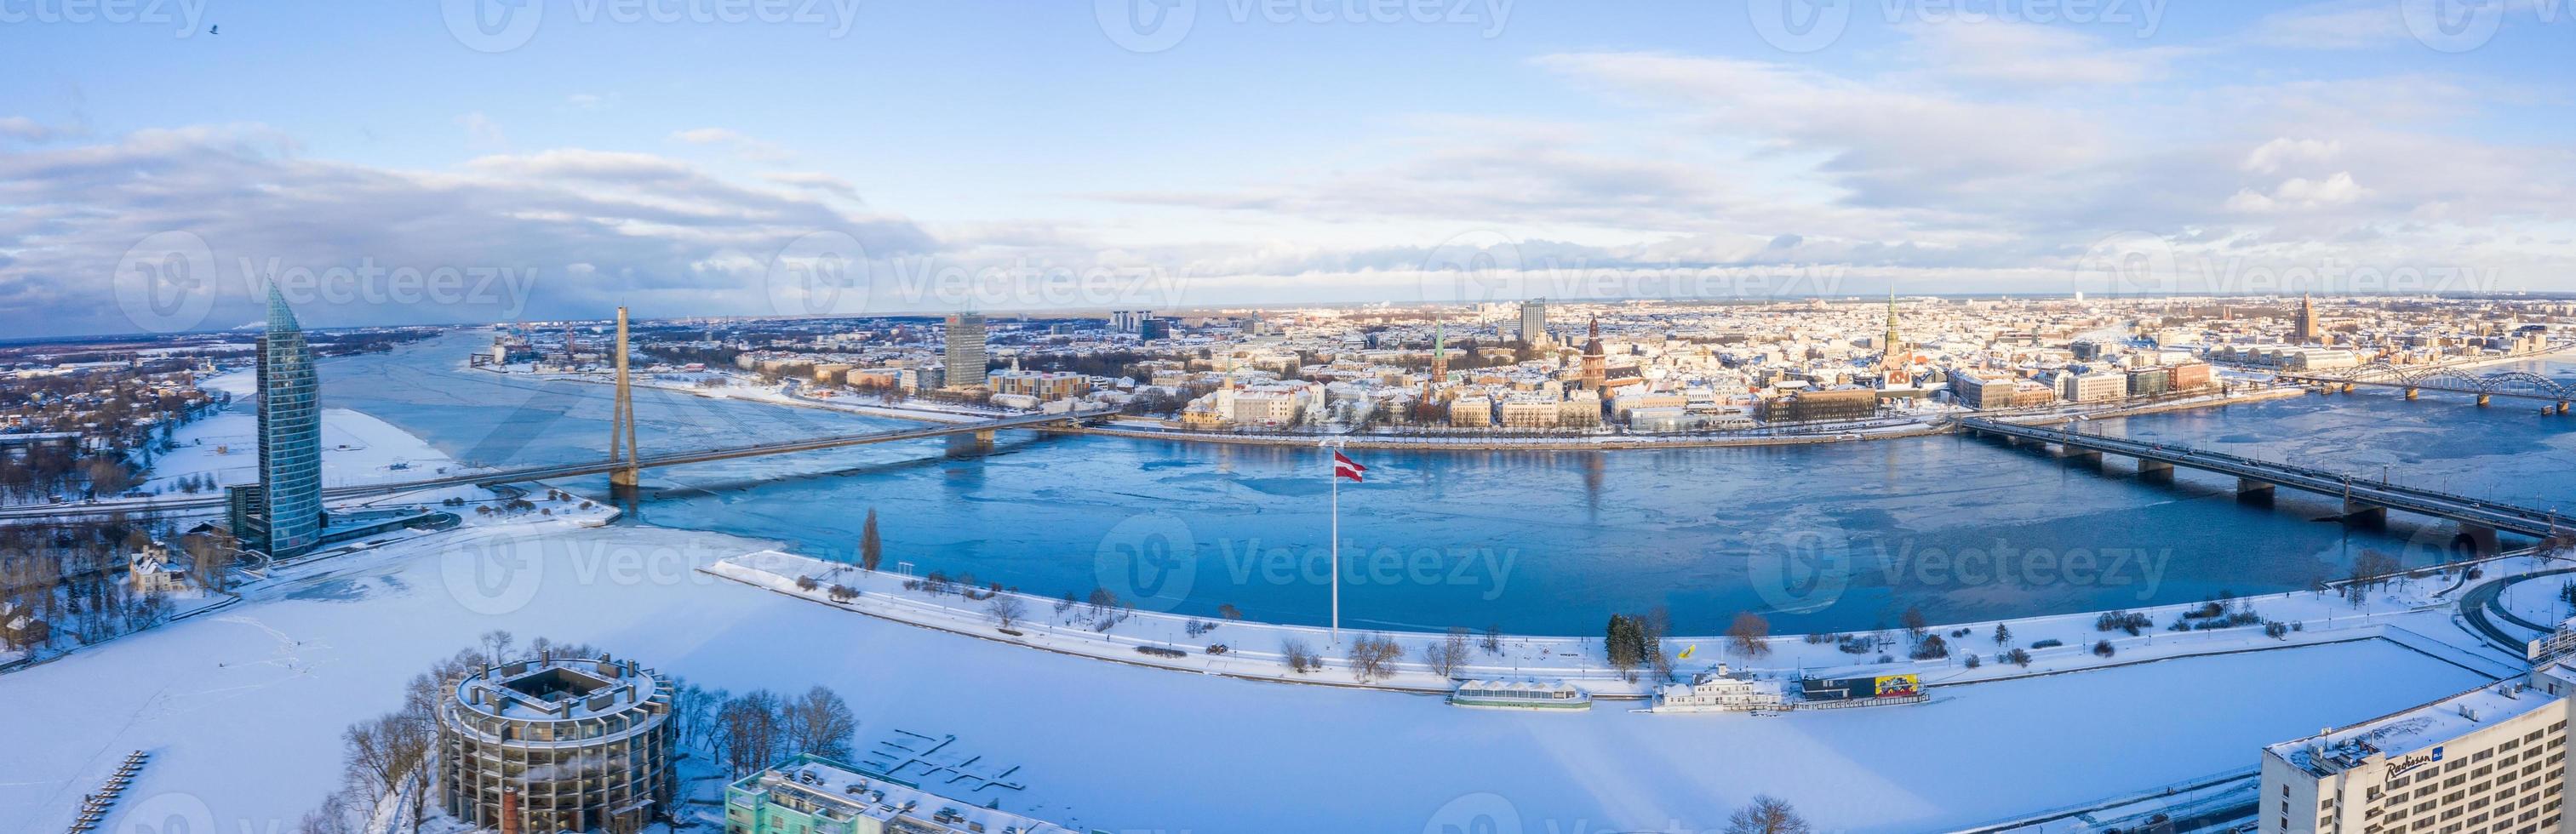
xmin=208 ymin=24 xmax=219 ymax=34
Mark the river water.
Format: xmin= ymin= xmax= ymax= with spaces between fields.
xmin=318 ymin=332 xmax=2576 ymax=636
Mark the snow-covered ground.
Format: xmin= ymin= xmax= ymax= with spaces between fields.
xmin=144 ymin=370 xmax=473 ymax=496
xmin=707 ymin=549 xmax=2529 ymax=697
xmin=0 ymin=521 xmax=2500 ymax=834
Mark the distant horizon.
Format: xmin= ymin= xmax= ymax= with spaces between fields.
xmin=6 ymin=288 xmax=2571 ymax=348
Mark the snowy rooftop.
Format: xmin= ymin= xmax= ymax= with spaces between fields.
xmin=731 ymin=754 xmax=1079 ymax=834
xmin=453 ymin=655 xmax=662 ymax=723
xmin=2266 ymin=681 xmax=2559 ymax=777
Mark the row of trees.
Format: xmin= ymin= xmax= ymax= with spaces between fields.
xmin=0 ymin=514 xmax=212 ymax=655
xmin=296 ymin=631 xmax=862 ymax=834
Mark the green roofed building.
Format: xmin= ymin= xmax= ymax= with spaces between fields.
xmin=724 ymin=753 xmax=1085 ymax=834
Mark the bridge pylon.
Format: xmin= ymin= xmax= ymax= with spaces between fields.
xmin=608 ymin=306 xmax=641 ymax=501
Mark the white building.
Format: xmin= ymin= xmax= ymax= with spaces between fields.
xmin=1652 ymin=665 xmax=1786 ymax=713
xmin=2258 ymin=670 xmax=2573 ymax=834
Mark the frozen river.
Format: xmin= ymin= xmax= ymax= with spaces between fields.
xmin=318 ymin=333 xmax=2576 ymax=635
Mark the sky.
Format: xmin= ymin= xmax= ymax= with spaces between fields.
xmin=2 ymin=0 xmax=2573 ymax=336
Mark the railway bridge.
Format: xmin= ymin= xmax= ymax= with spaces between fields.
xmin=2281 ymin=360 xmax=2576 ymax=413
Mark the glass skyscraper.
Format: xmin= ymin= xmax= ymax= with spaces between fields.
xmin=248 ymin=284 xmax=323 ymax=557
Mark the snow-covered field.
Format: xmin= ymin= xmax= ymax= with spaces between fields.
xmin=0 ymin=521 xmax=2498 ymax=834
xmin=146 ymin=370 xmax=471 ymax=495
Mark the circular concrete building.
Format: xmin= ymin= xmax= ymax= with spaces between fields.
xmin=436 ymin=653 xmax=675 ymax=833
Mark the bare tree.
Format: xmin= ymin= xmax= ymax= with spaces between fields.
xmin=987 ymin=594 xmax=1028 ymax=631
xmin=716 ymin=689 xmax=786 ymax=777
xmin=1480 ymin=624 xmax=1503 ymax=655
xmin=1346 ymin=634 xmax=1405 ymax=683
xmin=1726 ymin=795 xmax=1812 ymax=834
xmin=1423 ymin=627 xmax=1472 ymax=677
xmin=782 ymin=685 xmax=859 ymax=760
xmin=1279 ymin=638 xmax=1321 ymax=673
xmin=1727 ymin=612 xmax=1772 ymax=657
xmin=477 ymin=629 xmax=516 ymax=667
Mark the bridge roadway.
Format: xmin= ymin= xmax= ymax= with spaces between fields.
xmin=1960 ymin=417 xmax=2567 ymax=540
xmin=0 ymin=408 xmax=1103 ymax=521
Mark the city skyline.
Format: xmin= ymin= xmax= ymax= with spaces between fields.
xmin=6 ymin=3 xmax=2576 ymax=336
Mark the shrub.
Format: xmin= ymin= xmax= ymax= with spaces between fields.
xmin=1963 ymin=653 xmax=1982 ymax=669
xmin=2029 ymin=638 xmax=2064 ymax=649
xmin=1136 ymin=646 xmax=1188 ymax=660
xmin=2092 ymin=640 xmax=2115 ymax=658
xmin=2004 ymin=648 xmax=2032 ymax=666
xmin=1909 ymin=634 xmax=1949 ymax=660
xmin=2093 ymin=610 xmax=2151 ymax=636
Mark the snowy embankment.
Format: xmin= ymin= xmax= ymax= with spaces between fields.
xmin=0 ymin=519 xmax=2501 ymax=834
xmin=705 ymin=549 xmax=2536 ymax=698
xmin=144 ymin=369 xmax=486 ymax=506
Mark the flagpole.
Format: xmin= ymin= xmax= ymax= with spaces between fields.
xmin=1330 ymin=443 xmax=1341 ymax=647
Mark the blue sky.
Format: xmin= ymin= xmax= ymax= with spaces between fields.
xmin=3 ymin=1 xmax=2573 ymax=336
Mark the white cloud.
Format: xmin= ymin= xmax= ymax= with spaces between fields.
xmin=2241 ymin=138 xmax=2344 ymax=174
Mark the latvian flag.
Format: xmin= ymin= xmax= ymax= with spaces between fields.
xmin=1333 ymin=451 xmax=1366 ymax=483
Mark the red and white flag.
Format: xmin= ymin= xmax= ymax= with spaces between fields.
xmin=1332 ymin=451 xmax=1366 ymax=483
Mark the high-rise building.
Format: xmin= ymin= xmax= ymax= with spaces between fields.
xmin=2294 ymin=294 xmax=2321 ymax=343
xmin=943 ymin=312 xmax=987 ymax=389
xmin=1882 ymin=290 xmax=1905 ymax=370
xmin=1519 ymin=299 xmax=1548 ymax=346
xmin=1429 ymin=315 xmax=1449 ymax=381
xmin=1580 ymin=316 xmax=1606 ymax=391
xmin=2258 ymin=667 xmax=2576 ymax=834
xmin=245 ymin=284 xmax=323 ymax=558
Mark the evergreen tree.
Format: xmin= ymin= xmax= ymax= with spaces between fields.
xmin=860 ymin=508 xmax=882 ymax=571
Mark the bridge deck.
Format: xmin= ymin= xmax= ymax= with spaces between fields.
xmin=1961 ymin=418 xmax=2565 ymax=539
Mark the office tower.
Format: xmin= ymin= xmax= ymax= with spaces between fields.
xmin=248 ymin=284 xmax=323 ymax=557
xmin=944 ymin=312 xmax=987 ymax=389
xmin=1520 ymin=299 xmax=1548 ymax=346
